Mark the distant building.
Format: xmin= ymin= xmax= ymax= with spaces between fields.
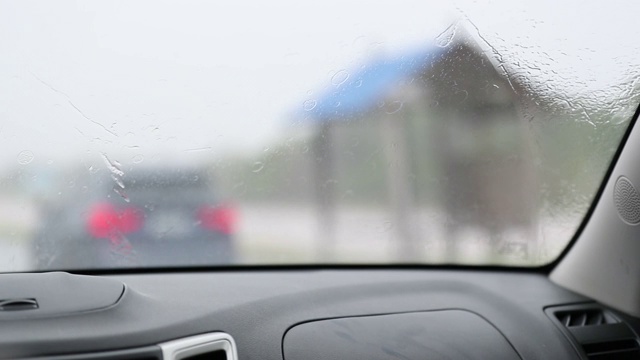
xmin=301 ymin=33 xmax=538 ymax=260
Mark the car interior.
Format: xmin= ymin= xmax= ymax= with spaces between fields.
xmin=2 ymin=115 xmax=639 ymax=359
xmin=2 ymin=1 xmax=640 ymax=360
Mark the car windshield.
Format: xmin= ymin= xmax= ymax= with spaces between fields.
xmin=1 ymin=1 xmax=639 ymax=271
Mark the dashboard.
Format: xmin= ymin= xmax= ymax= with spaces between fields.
xmin=0 ymin=270 xmax=638 ymax=359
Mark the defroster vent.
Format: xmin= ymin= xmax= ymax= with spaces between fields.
xmin=555 ymin=309 xmax=617 ymax=328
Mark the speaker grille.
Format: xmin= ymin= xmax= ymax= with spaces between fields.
xmin=614 ymin=176 xmax=640 ymax=225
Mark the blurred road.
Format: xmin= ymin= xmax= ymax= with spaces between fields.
xmin=0 ymin=198 xmax=36 ymax=272
xmin=235 ymin=203 xmax=575 ymax=265
xmin=0 ymin=202 xmax=575 ymax=271
xmin=0 ymin=242 xmax=32 ymax=272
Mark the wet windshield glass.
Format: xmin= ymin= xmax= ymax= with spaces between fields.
xmin=1 ymin=0 xmax=639 ymax=270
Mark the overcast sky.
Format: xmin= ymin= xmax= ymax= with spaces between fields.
xmin=1 ymin=0 xmax=639 ymax=169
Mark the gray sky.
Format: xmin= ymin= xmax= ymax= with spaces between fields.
xmin=1 ymin=0 xmax=639 ymax=168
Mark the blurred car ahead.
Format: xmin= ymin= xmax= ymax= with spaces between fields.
xmin=33 ymin=167 xmax=237 ymax=270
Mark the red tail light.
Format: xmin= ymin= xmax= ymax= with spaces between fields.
xmin=87 ymin=203 xmax=143 ymax=238
xmin=197 ymin=204 xmax=237 ymax=235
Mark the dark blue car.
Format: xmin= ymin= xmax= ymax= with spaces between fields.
xmin=33 ymin=168 xmax=237 ymax=270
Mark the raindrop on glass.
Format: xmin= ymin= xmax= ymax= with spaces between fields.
xmin=101 ymin=153 xmax=124 ymax=177
xmin=17 ymin=150 xmax=34 ymax=165
xmin=435 ymin=22 xmax=457 ymax=48
xmin=112 ymin=174 xmax=125 ymax=189
xmin=385 ymin=101 xmax=403 ymax=114
xmin=132 ymin=154 xmax=144 ymax=164
xmin=303 ymin=99 xmax=317 ymax=111
xmin=331 ymin=69 xmax=349 ymax=87
xmin=252 ymin=161 xmax=265 ymax=173
xmin=113 ymin=187 xmax=130 ymax=202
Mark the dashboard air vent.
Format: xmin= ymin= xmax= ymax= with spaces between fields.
xmin=21 ymin=346 xmax=162 ymax=359
xmin=582 ymin=339 xmax=640 ymax=360
xmin=547 ymin=304 xmax=640 ymax=360
xmin=555 ymin=309 xmax=617 ymax=327
xmin=159 ymin=332 xmax=237 ymax=360
xmin=0 ymin=298 xmax=38 ymax=311
xmin=181 ymin=350 xmax=227 ymax=360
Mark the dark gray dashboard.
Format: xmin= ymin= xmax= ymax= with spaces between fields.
xmin=0 ymin=270 xmax=626 ymax=359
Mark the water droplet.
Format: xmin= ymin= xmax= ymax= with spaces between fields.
xmin=68 ymin=180 xmax=76 ymax=188
xmin=132 ymin=154 xmax=144 ymax=164
xmin=17 ymin=150 xmax=34 ymax=165
xmin=112 ymin=174 xmax=125 ymax=189
xmin=331 ymin=69 xmax=349 ymax=87
xmin=101 ymin=153 xmax=124 ymax=177
xmin=354 ymin=79 xmax=363 ymax=87
xmin=385 ymin=101 xmax=404 ymax=114
xmin=88 ymin=165 xmax=99 ymax=174
xmin=435 ymin=22 xmax=458 ymax=48
xmin=303 ymin=99 xmax=317 ymax=111
xmin=252 ymin=161 xmax=265 ymax=173
xmin=113 ymin=187 xmax=130 ymax=202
